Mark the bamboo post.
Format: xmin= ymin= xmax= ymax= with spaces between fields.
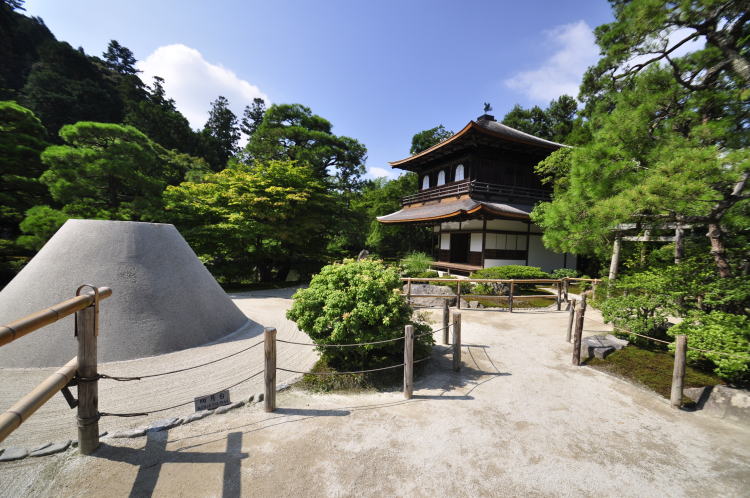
xmin=670 ymin=335 xmax=687 ymax=409
xmin=508 ymin=281 xmax=514 ymax=313
xmin=571 ymin=293 xmax=588 ymax=366
xmin=566 ymin=299 xmax=577 ymax=343
xmin=452 ymin=312 xmax=461 ymax=372
xmin=442 ymin=299 xmax=450 ymax=345
xmin=76 ymin=295 xmax=99 ymax=455
xmin=406 ymin=278 xmax=412 ymax=305
xmin=264 ymin=327 xmax=276 ymax=412
xmin=556 ymin=281 xmax=562 ymax=311
xmin=404 ymin=325 xmax=414 ymax=399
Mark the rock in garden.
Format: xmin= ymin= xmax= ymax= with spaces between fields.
xmin=581 ymin=335 xmax=616 ymax=360
xmin=257 ymin=392 xmax=264 ymax=402
xmin=215 ymin=401 xmax=245 ymax=414
xmin=30 ymin=442 xmax=51 ymax=453
xmin=469 ymin=300 xmax=479 ymax=309
xmin=30 ymin=441 xmax=71 ymax=457
xmin=110 ymin=428 xmax=146 ymax=438
xmin=145 ymin=417 xmax=182 ymax=432
xmin=605 ymin=334 xmax=629 ymax=350
xmin=184 ymin=410 xmax=213 ymax=424
xmin=404 ymin=284 xmax=456 ymax=307
xmin=0 ymin=447 xmax=29 ymax=462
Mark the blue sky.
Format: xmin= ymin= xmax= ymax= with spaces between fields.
xmin=25 ymin=0 xmax=615 ymax=178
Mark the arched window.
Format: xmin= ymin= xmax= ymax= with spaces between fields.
xmin=437 ymin=170 xmax=446 ymax=186
xmin=455 ymin=164 xmax=464 ymax=181
xmin=421 ymin=175 xmax=430 ymax=190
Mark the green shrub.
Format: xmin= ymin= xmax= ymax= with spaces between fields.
xmin=670 ymin=311 xmax=750 ymax=382
xmin=470 ymin=265 xmax=549 ymax=296
xmin=598 ymin=293 xmax=671 ymax=344
xmin=411 ymin=270 xmax=439 ymax=279
xmin=286 ymin=259 xmax=433 ymax=371
xmin=550 ymin=268 xmax=579 ymax=279
xmin=400 ymin=251 xmax=433 ymax=276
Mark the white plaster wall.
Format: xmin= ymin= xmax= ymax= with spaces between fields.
xmin=485 ymin=233 xmax=528 ymax=250
xmin=461 ymin=219 xmax=484 ymax=230
xmin=470 ymin=233 xmax=483 ymax=252
xmin=484 ymin=259 xmax=527 ymax=267
xmin=527 ymin=234 xmax=565 ymax=272
xmin=440 ymin=233 xmax=450 ymax=250
xmin=486 ymin=220 xmax=529 ymax=231
xmin=441 ymin=222 xmax=460 ymax=231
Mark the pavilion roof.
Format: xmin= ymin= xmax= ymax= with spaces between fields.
xmin=376 ymin=197 xmax=533 ymax=224
xmin=389 ymin=115 xmax=568 ymax=171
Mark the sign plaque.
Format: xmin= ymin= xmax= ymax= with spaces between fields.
xmin=194 ymin=389 xmax=231 ymax=411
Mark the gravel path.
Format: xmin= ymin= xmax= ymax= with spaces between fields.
xmin=0 ymin=287 xmax=317 ymax=448
xmin=2 ymin=305 xmax=749 ymax=497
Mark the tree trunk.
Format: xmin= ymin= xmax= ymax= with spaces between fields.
xmin=707 ymin=222 xmax=732 ymax=278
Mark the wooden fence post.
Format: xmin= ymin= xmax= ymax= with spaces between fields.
xmin=456 ymin=280 xmax=462 ymax=309
xmin=452 ymin=312 xmax=461 ymax=372
xmin=442 ymin=300 xmax=450 ymax=345
xmin=76 ymin=293 xmax=99 ymax=455
xmin=566 ymin=299 xmax=577 ymax=343
xmin=264 ymin=327 xmax=276 ymax=412
xmin=670 ymin=335 xmax=687 ymax=409
xmin=571 ymin=293 xmax=588 ymax=366
xmin=404 ymin=325 xmax=414 ymax=399
xmin=556 ymin=281 xmax=562 ymax=311
xmin=563 ymin=278 xmax=569 ymax=303
xmin=508 ymin=281 xmax=514 ymax=313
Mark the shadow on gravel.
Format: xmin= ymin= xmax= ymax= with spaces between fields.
xmin=95 ymin=430 xmax=248 ymax=498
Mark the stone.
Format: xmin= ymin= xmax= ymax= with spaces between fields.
xmin=184 ymin=410 xmax=213 ymax=423
xmin=469 ymin=301 xmax=479 ymax=309
xmin=404 ymin=284 xmax=456 ymax=307
xmin=30 ymin=441 xmax=71 ymax=457
xmin=689 ymin=386 xmax=750 ymax=424
xmin=0 ymin=447 xmax=29 ymax=462
xmin=110 ymin=428 xmax=146 ymax=438
xmin=215 ymin=401 xmax=245 ymax=414
xmin=145 ymin=417 xmax=182 ymax=433
xmin=581 ymin=335 xmax=617 ymax=360
xmin=459 ymin=299 xmax=469 ymax=309
xmin=246 ymin=394 xmax=255 ymax=404
xmin=277 ymin=383 xmax=290 ymax=392
xmin=30 ymin=442 xmax=51 ymax=453
xmin=257 ymin=392 xmax=264 ymax=402
xmin=605 ymin=334 xmax=629 ymax=350
xmin=593 ymin=346 xmax=615 ymax=359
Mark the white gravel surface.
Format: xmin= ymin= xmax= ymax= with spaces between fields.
xmin=0 ymin=287 xmax=317 ymax=449
xmin=1 ymin=303 xmax=749 ymax=497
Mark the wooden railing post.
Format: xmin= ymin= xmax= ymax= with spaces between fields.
xmin=404 ymin=325 xmax=414 ymax=399
xmin=566 ymin=299 xmax=577 ymax=343
xmin=556 ymin=281 xmax=562 ymax=311
xmin=442 ymin=299 xmax=450 ymax=345
xmin=76 ymin=292 xmax=99 ymax=455
xmin=670 ymin=335 xmax=687 ymax=409
xmin=563 ymin=277 xmax=569 ymax=303
xmin=264 ymin=327 xmax=276 ymax=412
xmin=508 ymin=281 xmax=514 ymax=313
xmin=452 ymin=312 xmax=461 ymax=372
xmin=571 ymin=293 xmax=588 ymax=366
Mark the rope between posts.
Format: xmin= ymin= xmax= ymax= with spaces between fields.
xmin=277 ymin=356 xmax=432 ymax=376
xmin=582 ymin=315 xmax=750 ymax=358
xmin=276 ymin=336 xmax=405 ymax=347
xmin=96 ymin=339 xmax=265 ymax=381
xmin=99 ymin=370 xmax=264 ymax=418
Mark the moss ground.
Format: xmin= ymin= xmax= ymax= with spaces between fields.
xmin=586 ymin=345 xmax=723 ymax=404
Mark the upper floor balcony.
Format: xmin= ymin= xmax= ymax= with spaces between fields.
xmin=401 ymin=179 xmax=551 ymax=206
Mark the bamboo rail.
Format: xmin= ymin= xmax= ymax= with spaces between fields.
xmin=0 ymin=286 xmax=112 ymax=450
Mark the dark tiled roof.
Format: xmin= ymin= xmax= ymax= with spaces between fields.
xmin=376 ymin=198 xmax=533 ymax=223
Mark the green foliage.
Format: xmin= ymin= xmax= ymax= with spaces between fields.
xmin=202 ymin=95 xmax=240 ymax=171
xmin=286 ymin=259 xmax=432 ymax=371
xmin=165 ymin=160 xmax=334 ymax=282
xmin=16 ymin=205 xmax=68 ymax=250
xmin=470 ymin=265 xmax=549 ymax=280
xmin=409 ymin=125 xmax=453 ymax=155
xmin=550 ymin=268 xmax=578 ymax=279
xmin=501 ymin=95 xmax=585 ymax=144
xmin=599 ymin=293 xmax=671 ymax=342
xmin=240 ymin=97 xmax=266 ymax=137
xmin=102 ymin=40 xmax=138 ymax=75
xmin=670 ymin=311 xmax=750 ymax=382
xmin=400 ymin=251 xmax=432 ymax=276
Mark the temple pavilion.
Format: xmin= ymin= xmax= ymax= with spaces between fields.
xmin=377 ymin=113 xmax=577 ymax=275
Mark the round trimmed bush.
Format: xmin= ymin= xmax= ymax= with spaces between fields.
xmin=286 ymin=259 xmax=432 ymax=371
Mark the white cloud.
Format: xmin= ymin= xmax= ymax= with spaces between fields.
xmin=367 ymin=166 xmax=397 ymax=179
xmin=504 ymin=20 xmax=599 ymax=102
xmin=136 ymin=44 xmax=269 ymax=130
xmin=620 ymin=27 xmax=704 ymax=74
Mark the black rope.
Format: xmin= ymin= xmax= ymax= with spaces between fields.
xmin=99 ymin=370 xmax=263 ymax=418
xmin=276 ymin=336 xmax=404 ymax=347
xmin=98 ymin=339 xmax=264 ymax=381
xmin=277 ymin=355 xmax=431 ymax=376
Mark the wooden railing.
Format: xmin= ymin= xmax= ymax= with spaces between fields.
xmin=401 ymin=180 xmax=551 ymax=205
xmin=0 ymin=286 xmax=112 ymax=455
xmin=402 ymin=277 xmax=601 ymax=312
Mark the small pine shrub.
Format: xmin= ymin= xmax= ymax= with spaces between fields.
xmin=550 ymin=268 xmax=579 ymax=279
xmin=400 ymin=252 xmax=433 ymax=277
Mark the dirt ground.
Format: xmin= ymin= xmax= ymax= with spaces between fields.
xmin=1 ymin=294 xmax=749 ymax=497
